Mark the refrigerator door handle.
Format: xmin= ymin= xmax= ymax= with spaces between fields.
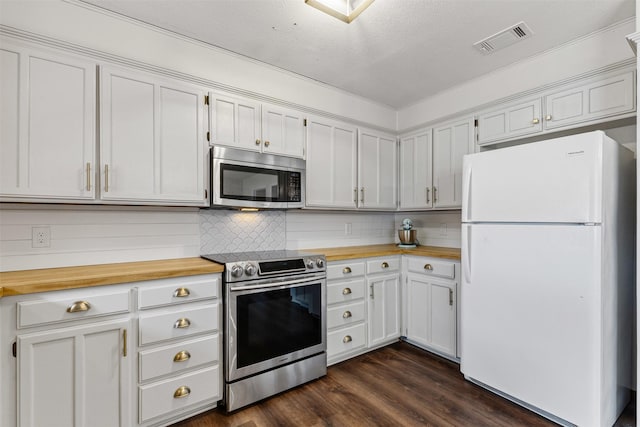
xmin=462 ymin=225 xmax=472 ymax=285
xmin=462 ymin=164 xmax=472 ymax=222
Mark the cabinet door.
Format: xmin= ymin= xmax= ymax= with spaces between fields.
xmin=17 ymin=319 xmax=131 ymax=427
xmin=0 ymin=41 xmax=96 ymax=200
xmin=367 ymin=274 xmax=401 ymax=348
xmin=305 ymin=117 xmax=358 ymax=208
xmin=477 ymin=98 xmax=542 ymax=145
xmin=432 ymin=117 xmax=474 ymax=208
xmin=100 ymin=67 xmax=206 ymax=204
xmin=544 ymin=71 xmax=635 ymax=130
xmin=261 ymin=103 xmax=305 ymax=158
xmin=405 ymin=273 xmax=456 ymax=357
xmin=399 ymin=129 xmax=432 ymax=210
xmin=358 ymin=128 xmax=397 ymax=210
xmin=209 ymin=92 xmax=261 ymax=152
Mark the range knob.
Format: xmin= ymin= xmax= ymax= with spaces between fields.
xmin=306 ymin=259 xmax=315 ymax=269
xmin=230 ymin=264 xmax=243 ymax=278
xmin=244 ymin=263 xmax=257 ymax=276
xmin=315 ymin=258 xmax=325 ymax=268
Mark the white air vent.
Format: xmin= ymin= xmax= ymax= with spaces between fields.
xmin=473 ymin=21 xmax=533 ymax=55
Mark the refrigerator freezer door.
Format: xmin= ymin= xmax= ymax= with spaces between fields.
xmin=462 ymin=131 xmax=605 ymax=224
xmin=461 ymin=223 xmax=602 ymax=426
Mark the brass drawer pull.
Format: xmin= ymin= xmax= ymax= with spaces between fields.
xmin=173 ymin=350 xmax=191 ymax=362
xmin=343 ymin=310 xmax=352 ymax=319
xmin=381 ymin=262 xmax=389 ymax=269
xmin=173 ymin=287 xmax=190 ymax=298
xmin=174 ymin=318 xmax=191 ymax=329
xmin=424 ymin=264 xmax=433 ymax=271
xmin=342 ymin=287 xmax=352 ymax=295
xmin=173 ymin=386 xmax=191 ymax=399
xmin=342 ymin=267 xmax=352 ymax=274
xmin=265 ymin=140 xmax=270 ymax=147
xmin=66 ymin=301 xmax=91 ymax=313
xmin=343 ymin=335 xmax=352 ymax=344
xmin=255 ymin=139 xmax=261 ymax=145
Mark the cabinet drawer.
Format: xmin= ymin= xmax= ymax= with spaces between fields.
xmin=327 ymin=301 xmax=365 ymax=330
xmin=327 ymin=323 xmax=366 ymax=359
xmin=139 ymin=303 xmax=219 ymax=346
xmin=139 ymin=334 xmax=220 ymax=382
xmin=407 ymin=258 xmax=455 ymax=279
xmin=138 ymin=276 xmax=219 ymax=309
xmin=139 ymin=365 xmax=220 ymax=422
xmin=327 ymin=261 xmax=365 ymax=281
xmin=366 ymin=257 xmax=400 ymax=274
xmin=17 ymin=290 xmax=130 ymax=329
xmin=327 ymin=278 xmax=365 ymax=305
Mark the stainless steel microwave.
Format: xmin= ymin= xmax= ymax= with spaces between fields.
xmin=211 ymin=146 xmax=305 ymax=209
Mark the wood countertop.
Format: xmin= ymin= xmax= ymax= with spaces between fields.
xmin=309 ymin=244 xmax=461 ymax=262
xmin=0 ymin=257 xmax=224 ymax=298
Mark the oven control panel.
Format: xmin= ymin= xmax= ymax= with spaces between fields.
xmin=224 ymin=255 xmax=326 ymax=283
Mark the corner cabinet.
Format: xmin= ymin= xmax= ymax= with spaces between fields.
xmin=366 ymin=257 xmax=401 ymax=348
xmin=209 ymin=91 xmax=305 ymax=158
xmin=402 ymin=256 xmax=460 ymax=360
xmin=357 ymin=128 xmax=398 ymax=210
xmin=399 ymin=129 xmax=433 ymax=210
xmin=0 ymin=39 xmax=96 ymax=201
xmin=100 ymin=66 xmax=208 ymax=205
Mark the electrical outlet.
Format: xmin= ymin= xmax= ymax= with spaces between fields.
xmin=344 ymin=223 xmax=352 ymax=235
xmin=32 ymin=226 xmax=51 ymax=248
xmin=439 ymin=223 xmax=447 ymax=236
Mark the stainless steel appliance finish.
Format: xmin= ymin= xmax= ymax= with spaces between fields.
xmin=201 ymin=250 xmax=327 ymax=412
xmin=211 ymin=146 xmax=305 ymax=209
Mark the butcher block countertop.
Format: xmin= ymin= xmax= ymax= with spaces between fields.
xmin=311 ymin=244 xmax=461 ymax=262
xmin=0 ymin=244 xmax=459 ymax=298
xmin=0 ymin=257 xmax=224 ymax=298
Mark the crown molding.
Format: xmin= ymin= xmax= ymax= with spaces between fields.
xmin=627 ymin=32 xmax=640 ymax=55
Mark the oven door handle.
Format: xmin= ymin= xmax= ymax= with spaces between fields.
xmin=229 ymin=276 xmax=321 ymax=292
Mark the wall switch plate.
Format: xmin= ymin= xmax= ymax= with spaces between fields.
xmin=32 ymin=226 xmax=51 ymax=248
xmin=344 ymin=223 xmax=352 ymax=235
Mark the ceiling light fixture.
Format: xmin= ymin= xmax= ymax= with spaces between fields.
xmin=305 ymin=0 xmax=375 ymax=23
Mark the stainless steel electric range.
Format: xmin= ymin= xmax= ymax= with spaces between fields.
xmin=201 ymin=250 xmax=327 ymax=412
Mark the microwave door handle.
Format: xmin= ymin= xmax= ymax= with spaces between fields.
xmin=229 ymin=276 xmax=321 ymax=292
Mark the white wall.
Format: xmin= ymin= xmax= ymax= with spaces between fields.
xmin=395 ymin=211 xmax=462 ymax=249
xmin=398 ymin=19 xmax=636 ymax=131
xmin=0 ymin=0 xmax=396 ymax=131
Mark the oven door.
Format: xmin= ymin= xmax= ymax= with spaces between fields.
xmin=226 ymin=275 xmax=326 ymax=382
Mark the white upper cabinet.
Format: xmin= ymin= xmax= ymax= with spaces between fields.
xmin=477 ymin=98 xmax=542 ymax=145
xmin=432 ymin=117 xmax=474 ymax=209
xmin=399 ymin=129 xmax=432 ymax=210
xmin=209 ymin=92 xmax=305 ymax=158
xmin=0 ymin=40 xmax=96 ymax=201
xmin=357 ymin=128 xmax=397 ymax=210
xmin=305 ymin=116 xmax=358 ymax=208
xmin=100 ymin=66 xmax=207 ymax=205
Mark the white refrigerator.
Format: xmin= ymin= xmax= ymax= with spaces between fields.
xmin=460 ymin=131 xmax=635 ymax=426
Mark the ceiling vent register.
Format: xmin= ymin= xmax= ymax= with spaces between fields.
xmin=473 ymin=21 xmax=533 ymax=54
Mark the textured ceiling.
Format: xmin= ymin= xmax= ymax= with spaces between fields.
xmin=81 ymin=0 xmax=635 ymax=109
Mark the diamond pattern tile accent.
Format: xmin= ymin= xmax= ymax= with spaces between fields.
xmin=200 ymin=210 xmax=286 ymax=254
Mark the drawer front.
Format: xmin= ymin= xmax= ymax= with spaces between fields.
xmin=366 ymin=257 xmax=400 ymax=275
xmin=139 ymin=334 xmax=220 ymax=382
xmin=327 ymin=278 xmax=365 ymax=305
xmin=327 ymin=261 xmax=365 ymax=281
xmin=17 ymin=290 xmax=130 ymax=328
xmin=139 ymin=303 xmax=219 ymax=346
xmin=139 ymin=365 xmax=221 ymax=422
xmin=327 ymin=323 xmax=366 ymax=359
xmin=407 ymin=258 xmax=456 ymax=279
xmin=327 ymin=301 xmax=365 ymax=330
xmin=138 ymin=276 xmax=219 ymax=309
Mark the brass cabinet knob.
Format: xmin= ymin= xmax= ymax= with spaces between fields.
xmin=174 ymin=318 xmax=191 ymax=329
xmin=545 ymin=115 xmax=552 ymax=121
xmin=424 ymin=264 xmax=433 ymax=271
xmin=342 ymin=287 xmax=352 ymax=295
xmin=343 ymin=266 xmax=352 ymax=274
xmin=66 ymin=301 xmax=91 ymax=313
xmin=255 ymin=139 xmax=261 ymax=145
xmin=265 ymin=140 xmax=270 ymax=147
xmin=343 ymin=335 xmax=352 ymax=344
xmin=173 ymin=350 xmax=191 ymax=362
xmin=173 ymin=386 xmax=191 ymax=399
xmin=532 ymin=118 xmax=540 ymax=124
xmin=381 ymin=262 xmax=389 ymax=269
xmin=343 ymin=310 xmax=352 ymax=319
xmin=173 ymin=287 xmax=190 ymax=298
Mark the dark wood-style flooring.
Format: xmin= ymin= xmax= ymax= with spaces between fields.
xmin=174 ymin=341 xmax=636 ymax=427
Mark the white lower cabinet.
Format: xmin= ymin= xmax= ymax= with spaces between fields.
xmin=367 ymin=273 xmax=401 ymax=348
xmin=402 ymin=256 xmax=460 ymax=360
